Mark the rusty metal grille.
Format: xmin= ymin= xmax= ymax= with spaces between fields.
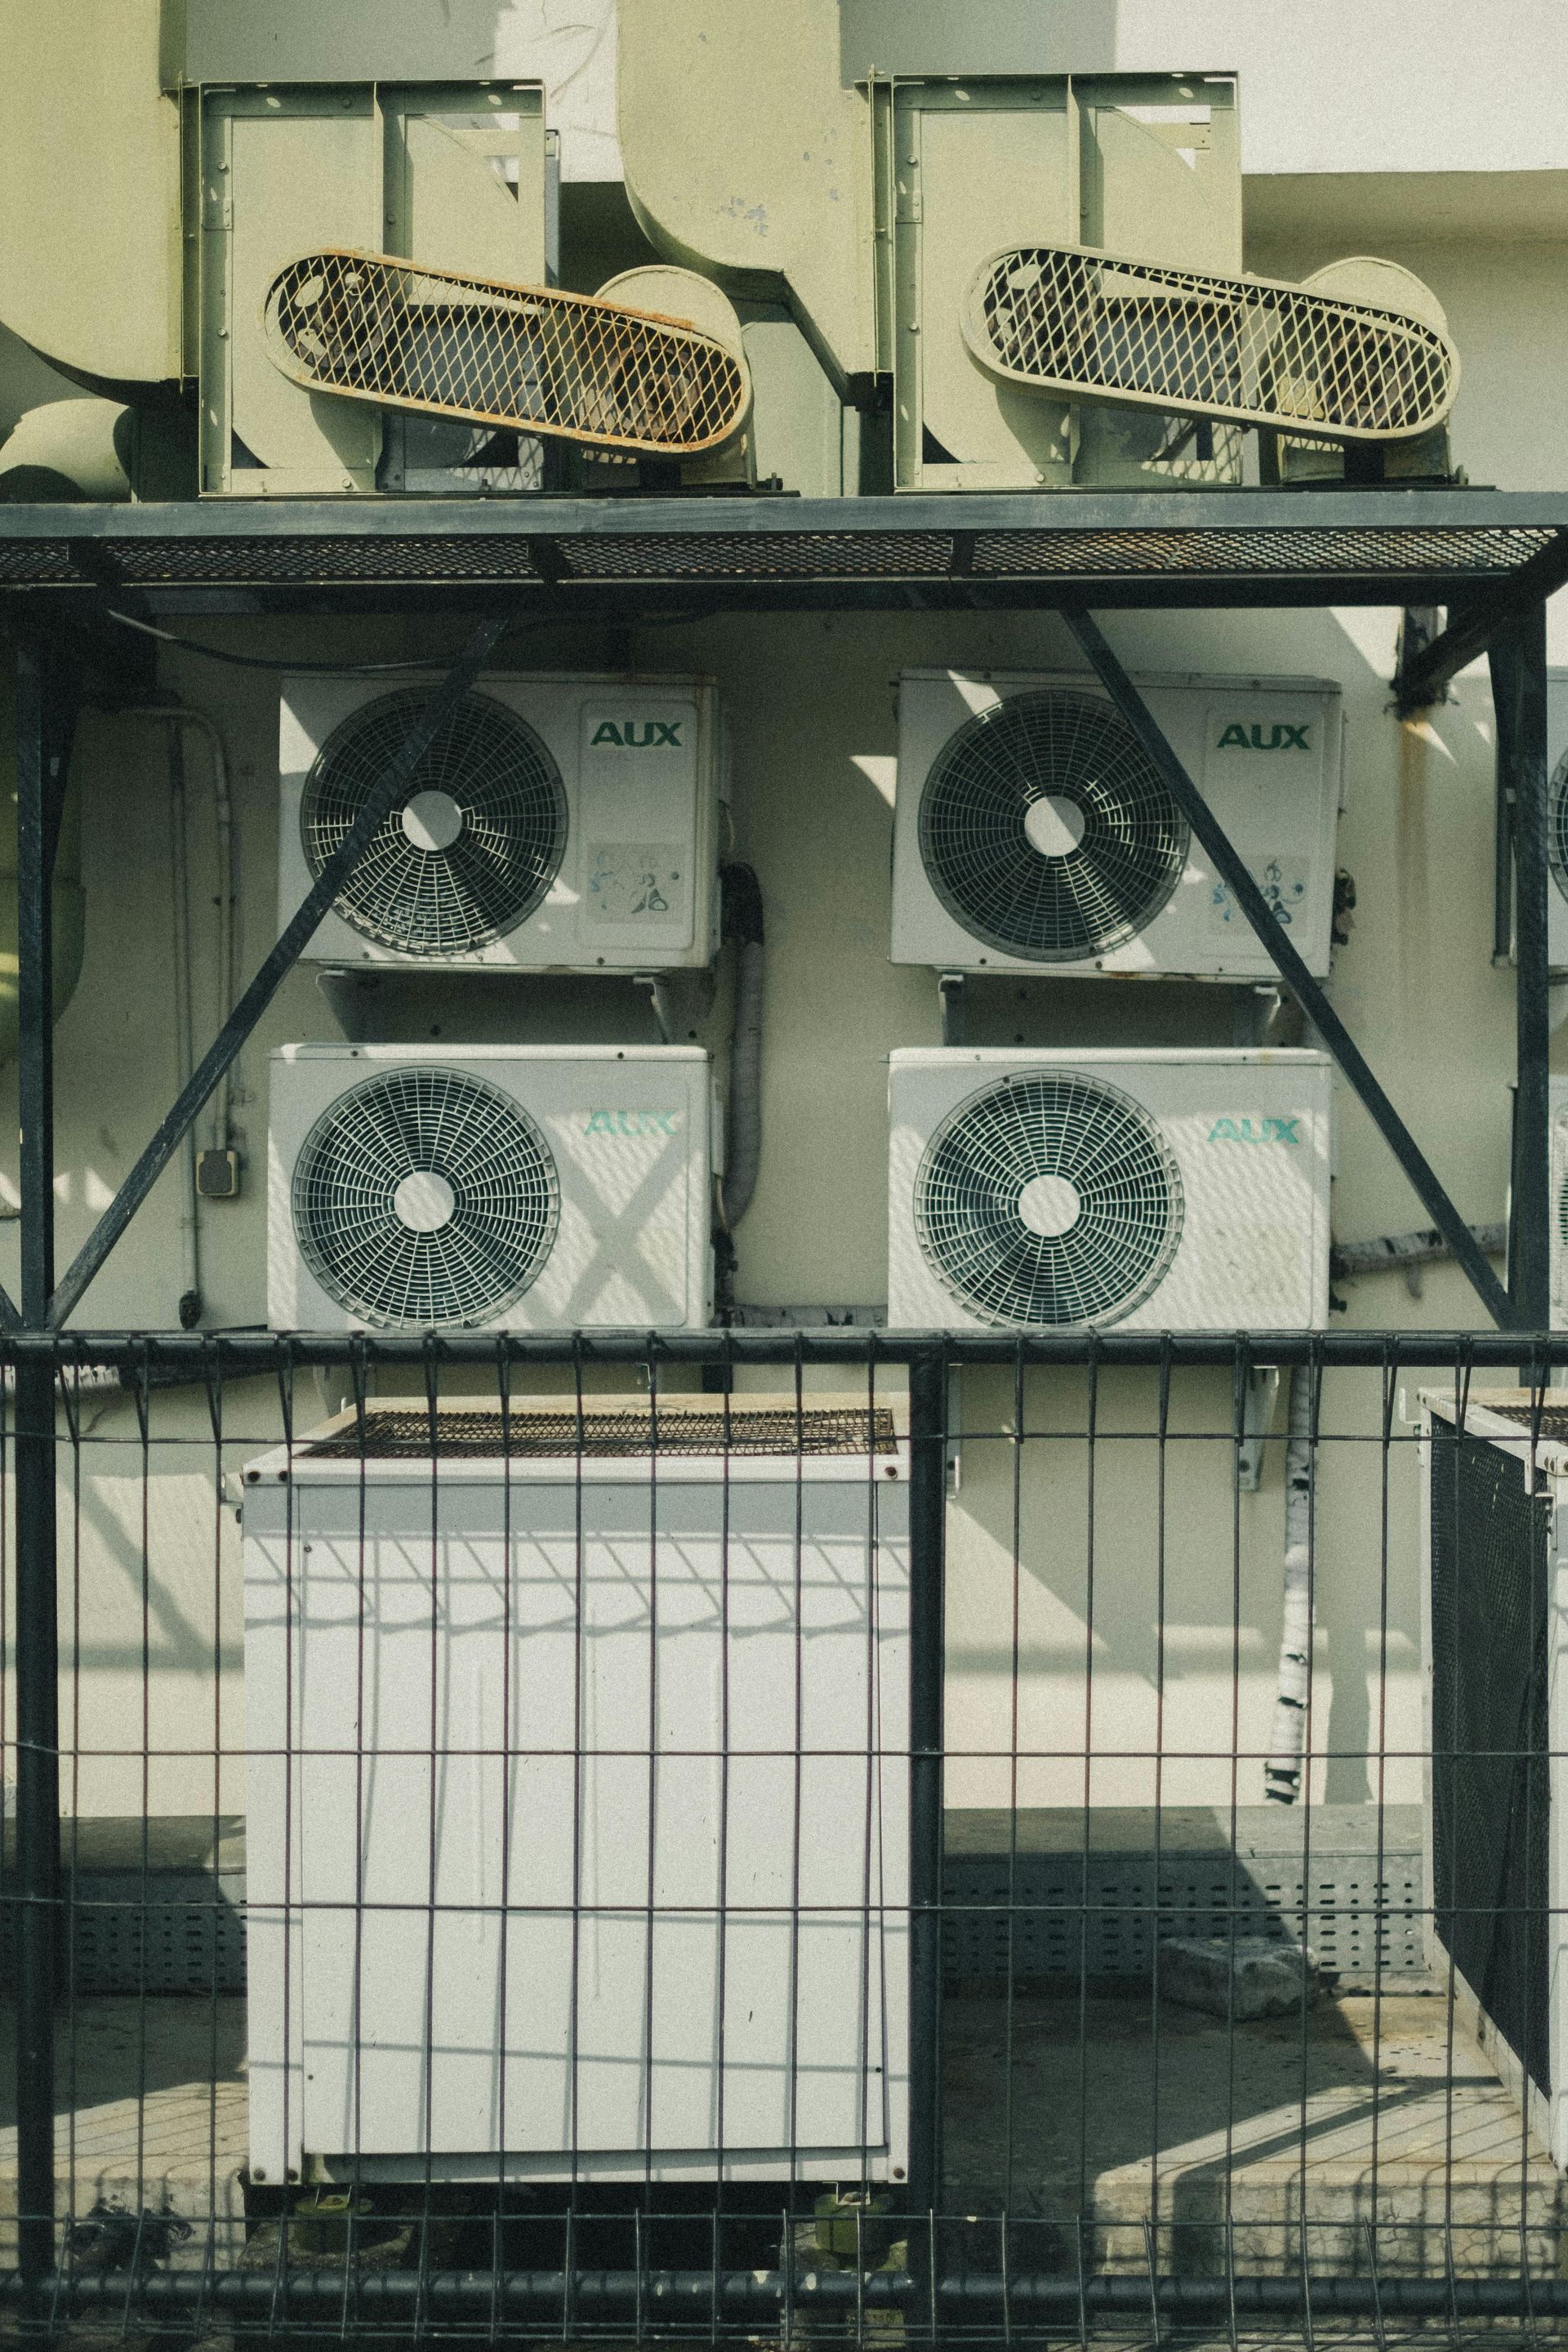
xmin=965 ymin=246 xmax=1459 ymax=442
xmin=301 ymin=1402 xmax=901 ymax=1459
xmin=263 ymin=250 xmax=750 ymax=457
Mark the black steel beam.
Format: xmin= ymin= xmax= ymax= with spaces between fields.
xmin=1395 ymin=526 xmax=1568 ymax=713
xmin=1064 ymin=608 xmax=1517 ymax=1330
xmin=12 ymin=637 xmax=62 ymax=2292
xmin=5 ymin=1326 xmax=1564 ymax=1372
xmin=46 ymin=608 xmax=514 ymax=1330
xmin=906 ymin=1351 xmax=947 ymax=2220
xmin=1498 ymin=608 xmax=1552 ymax=1324
xmin=8 ymin=2264 xmax=1568 ymax=2325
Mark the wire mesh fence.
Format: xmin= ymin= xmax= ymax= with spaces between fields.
xmin=3 ymin=1328 xmax=1568 ymax=2347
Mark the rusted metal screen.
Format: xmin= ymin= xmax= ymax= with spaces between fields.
xmin=964 ymin=245 xmax=1459 ymax=443
xmin=263 ymin=250 xmax=750 ymax=457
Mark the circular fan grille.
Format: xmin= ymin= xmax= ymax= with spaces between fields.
xmin=292 ymin=1067 xmax=559 ymax=1330
xmin=918 ymin=690 xmax=1189 ymax=960
xmin=915 ymin=1072 xmax=1183 ymax=1328
xmin=1549 ymin=747 xmax=1568 ymax=908
xmin=301 ymin=688 xmax=568 ymax=954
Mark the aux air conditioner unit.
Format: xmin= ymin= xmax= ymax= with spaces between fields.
xmin=1543 ymin=674 xmax=1568 ymax=973
xmin=1417 ymin=1388 xmax=1566 ymax=2166
xmin=278 ymin=675 xmax=723 ymax=972
xmin=1548 ymin=1076 xmax=1568 ymax=1322
xmin=889 ymin=1048 xmax=1333 ymax=1333
xmin=892 ymin=671 xmax=1343 ymax=978
xmin=243 ymin=1395 xmax=910 ymax=2185
xmin=268 ymin=1045 xmax=713 ymax=1334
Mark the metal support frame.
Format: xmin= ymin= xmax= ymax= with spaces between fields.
xmin=45 ymin=608 xmax=514 ymax=1330
xmin=1064 ymin=608 xmax=1518 ymax=1330
xmin=906 ymin=1352 xmax=947 ymax=2221
xmin=12 ymin=635 xmax=74 ymax=2292
xmin=1394 ymin=528 xmax=1568 ymax=715
xmin=1497 ymin=607 xmax=1553 ymax=1324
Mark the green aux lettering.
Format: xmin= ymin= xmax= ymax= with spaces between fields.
xmin=582 ymin=1110 xmax=682 ymax=1138
xmin=590 ymin=719 xmax=684 ymax=748
xmin=1207 ymin=1116 xmax=1303 ymax=1144
xmin=1215 ymin=721 xmax=1312 ymax=751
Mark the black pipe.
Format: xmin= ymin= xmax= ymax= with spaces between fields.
xmin=906 ymin=1350 xmax=947 ymax=2221
xmin=13 ymin=639 xmax=60 ymax=2292
xmin=1066 ymin=607 xmax=1516 ymax=1330
xmin=7 ymin=2265 xmax=1568 ymax=2324
xmin=1490 ymin=633 xmax=1517 ymax=965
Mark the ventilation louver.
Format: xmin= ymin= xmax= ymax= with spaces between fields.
xmin=292 ymin=1065 xmax=559 ymax=1331
xmin=915 ymin=1071 xmax=1183 ymax=1328
xmin=300 ymin=688 xmax=567 ymax=956
xmin=918 ymin=689 xmax=1188 ymax=961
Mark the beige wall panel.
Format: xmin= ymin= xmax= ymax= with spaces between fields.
xmin=0 ymin=0 xmax=180 ymax=386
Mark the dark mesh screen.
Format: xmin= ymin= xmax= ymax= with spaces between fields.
xmin=1429 ymin=1429 xmax=1552 ymax=2097
xmin=303 ymin=1404 xmax=899 ymax=1459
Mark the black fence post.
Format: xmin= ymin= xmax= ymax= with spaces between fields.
xmin=1500 ymin=604 xmax=1552 ymax=1330
xmin=14 ymin=636 xmax=62 ymax=2294
xmin=906 ymin=1351 xmax=947 ymax=2233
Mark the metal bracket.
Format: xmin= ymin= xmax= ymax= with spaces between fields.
xmin=938 ymin=970 xmax=967 ymax=1046
xmin=1238 ymin=1365 xmax=1281 ymax=1492
xmin=635 ymin=972 xmax=675 ymax=1044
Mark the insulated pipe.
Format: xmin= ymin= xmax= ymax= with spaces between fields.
xmin=719 ymin=862 xmax=764 ymax=1231
xmin=1264 ymin=1363 xmax=1316 ymax=1804
xmin=1332 ymin=1221 xmax=1507 ymax=1281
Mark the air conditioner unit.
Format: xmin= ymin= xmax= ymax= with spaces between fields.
xmin=892 ymin=671 xmax=1343 ymax=979
xmin=268 ymin=1045 xmax=714 ymax=1333
xmin=243 ymin=1395 xmax=911 ymax=2185
xmin=1551 ymin=1076 xmax=1568 ymax=1321
xmin=1417 ymin=1387 xmax=1565 ymax=2165
xmin=278 ymin=675 xmax=723 ymax=972
xmin=889 ymin=1047 xmax=1333 ymax=1332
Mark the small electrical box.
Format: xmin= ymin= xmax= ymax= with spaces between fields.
xmin=197 ymin=1147 xmax=243 ymax=1200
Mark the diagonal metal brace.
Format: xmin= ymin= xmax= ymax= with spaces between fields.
xmin=47 ymin=609 xmax=514 ymax=1330
xmin=1064 ymin=608 xmax=1516 ymax=1330
xmin=1394 ymin=528 xmax=1568 ymax=715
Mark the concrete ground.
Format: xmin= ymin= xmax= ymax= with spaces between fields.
xmin=944 ymin=1989 xmax=1563 ymax=2278
xmin=0 ymin=1984 xmax=1560 ymax=2296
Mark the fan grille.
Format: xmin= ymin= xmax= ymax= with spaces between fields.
xmin=1548 ymin=748 xmax=1568 ymax=909
xmin=292 ymin=1067 xmax=559 ymax=1331
xmin=917 ymin=690 xmax=1190 ymax=961
xmin=915 ymin=1071 xmax=1183 ymax=1329
xmin=301 ymin=688 xmax=567 ymax=955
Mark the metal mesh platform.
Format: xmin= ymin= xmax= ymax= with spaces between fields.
xmin=1 ymin=492 xmax=1562 ymax=612
xmin=301 ymin=1402 xmax=901 ymax=1459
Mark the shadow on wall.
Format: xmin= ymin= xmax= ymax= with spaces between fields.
xmin=838 ymin=0 xmax=1121 ymax=81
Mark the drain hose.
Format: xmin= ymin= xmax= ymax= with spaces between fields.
xmin=720 ymin=863 xmax=764 ymax=1232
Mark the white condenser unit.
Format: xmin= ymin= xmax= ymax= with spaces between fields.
xmin=243 ymin=1396 xmax=911 ymax=2185
xmin=268 ymin=1045 xmax=713 ymax=1333
xmin=1418 ymin=1388 xmax=1567 ymax=2166
xmin=892 ymin=670 xmax=1343 ymax=979
xmin=278 ymin=674 xmax=724 ymax=972
xmin=889 ymin=1048 xmax=1333 ymax=1332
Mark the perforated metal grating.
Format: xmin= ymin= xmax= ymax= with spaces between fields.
xmin=965 ymin=246 xmax=1458 ymax=442
xmin=301 ymin=688 xmax=567 ymax=954
xmin=302 ymin=1404 xmax=900 ymax=1459
xmin=0 ymin=509 xmax=1557 ymax=597
xmin=292 ymin=1067 xmax=559 ymax=1330
xmin=265 ymin=250 xmax=749 ymax=457
xmin=916 ymin=1071 xmax=1183 ymax=1328
xmin=919 ymin=689 xmax=1188 ymax=960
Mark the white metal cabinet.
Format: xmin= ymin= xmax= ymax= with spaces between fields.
xmin=244 ymin=1402 xmax=911 ymax=2184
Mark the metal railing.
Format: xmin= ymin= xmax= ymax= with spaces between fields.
xmin=4 ymin=1325 xmax=1568 ymax=2345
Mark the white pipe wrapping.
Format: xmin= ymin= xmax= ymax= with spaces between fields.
xmin=1333 ymin=1221 xmax=1505 ymax=1278
xmin=1264 ymin=1362 xmax=1316 ymax=1804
